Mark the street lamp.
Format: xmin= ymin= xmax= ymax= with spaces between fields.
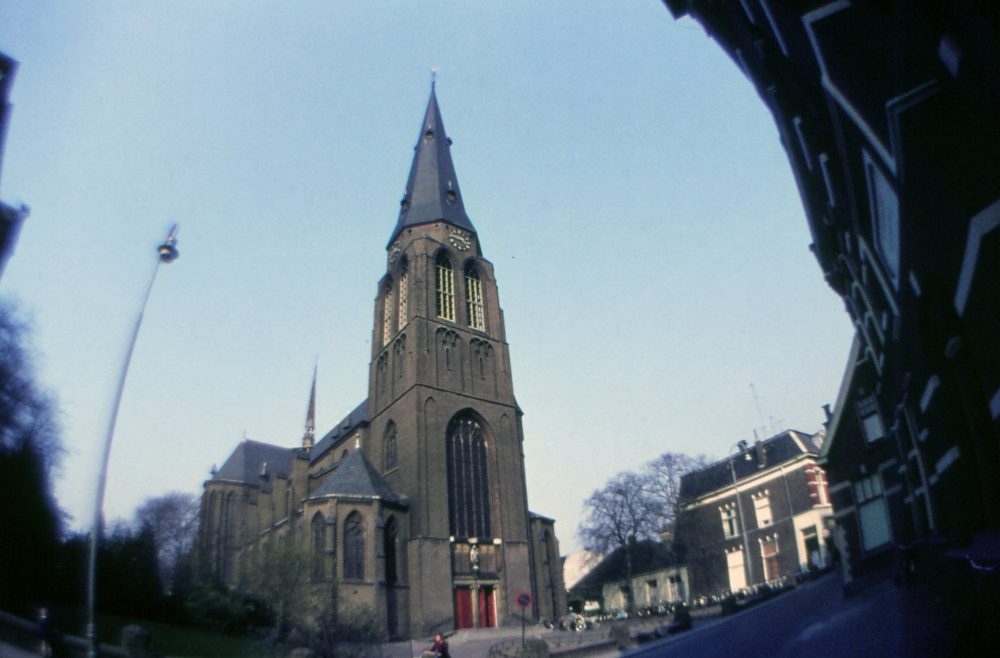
xmin=86 ymin=225 xmax=179 ymax=658
xmin=728 ymin=440 xmax=754 ymax=590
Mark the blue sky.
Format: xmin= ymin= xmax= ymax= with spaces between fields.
xmin=0 ymin=1 xmax=854 ymax=552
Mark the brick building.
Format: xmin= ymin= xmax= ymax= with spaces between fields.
xmin=196 ymin=87 xmax=565 ymax=638
xmin=673 ymin=431 xmax=831 ymax=601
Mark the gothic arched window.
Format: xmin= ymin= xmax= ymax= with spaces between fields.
xmin=436 ymin=253 xmax=455 ymax=321
xmin=384 ymin=516 xmax=399 ymax=585
xmin=465 ymin=263 xmax=484 ymax=330
xmin=344 ymin=511 xmax=365 ymax=580
xmin=382 ymin=276 xmax=394 ymax=346
xmin=385 ymin=423 xmax=398 ymax=472
xmin=446 ymin=414 xmax=492 ymax=538
xmin=398 ymin=259 xmax=408 ymax=329
xmin=312 ymin=512 xmax=325 ymax=581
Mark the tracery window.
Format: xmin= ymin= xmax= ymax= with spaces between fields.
xmin=312 ymin=512 xmax=325 ymax=581
xmin=436 ymin=253 xmax=455 ymax=321
xmin=385 ymin=423 xmax=398 ymax=472
xmin=465 ymin=263 xmax=484 ymax=330
xmin=446 ymin=414 xmax=492 ymax=538
xmin=398 ymin=261 xmax=408 ymax=328
xmin=382 ymin=278 xmax=394 ymax=346
xmin=344 ymin=511 xmax=365 ymax=580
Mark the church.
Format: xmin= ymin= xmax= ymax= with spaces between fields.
xmin=195 ymin=87 xmax=567 ymax=639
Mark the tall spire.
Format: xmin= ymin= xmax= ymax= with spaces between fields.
xmin=387 ymin=86 xmax=476 ymax=246
xmin=303 ymin=366 xmax=316 ymax=448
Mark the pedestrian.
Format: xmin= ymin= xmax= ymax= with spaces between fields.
xmin=431 ymin=634 xmax=450 ymax=658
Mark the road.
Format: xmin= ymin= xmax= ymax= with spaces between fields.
xmin=623 ymin=573 xmax=952 ymax=658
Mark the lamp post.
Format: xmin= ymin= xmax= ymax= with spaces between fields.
xmin=86 ymin=226 xmax=179 ymax=658
xmin=728 ymin=440 xmax=754 ymax=590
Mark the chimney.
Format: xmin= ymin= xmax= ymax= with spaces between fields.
xmin=755 ymin=439 xmax=766 ymax=468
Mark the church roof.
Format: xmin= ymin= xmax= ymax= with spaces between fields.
xmin=387 ymin=86 xmax=476 ymax=246
xmin=308 ymin=446 xmax=408 ymax=506
xmin=310 ymin=398 xmax=368 ymax=464
xmin=678 ymin=430 xmax=820 ymax=501
xmin=212 ymin=439 xmax=296 ymax=492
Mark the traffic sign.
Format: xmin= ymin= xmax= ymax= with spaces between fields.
xmin=515 ymin=591 xmax=532 ymax=609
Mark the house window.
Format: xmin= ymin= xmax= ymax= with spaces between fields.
xmin=465 ymin=263 xmax=485 ymax=330
xmin=385 ymin=424 xmax=397 ymax=472
xmin=344 ymin=511 xmax=365 ymax=580
xmin=398 ymin=268 xmax=408 ymax=329
xmin=720 ymin=504 xmax=738 ymax=538
xmin=446 ymin=414 xmax=492 ymax=538
xmin=436 ymin=253 xmax=455 ymax=321
xmin=857 ymin=395 xmax=885 ymax=443
xmin=854 ymin=474 xmax=892 ymax=551
xmin=865 ymin=152 xmax=901 ymax=289
xmin=753 ymin=492 xmax=772 ymax=527
xmin=727 ymin=548 xmax=746 ymax=592
xmin=312 ymin=512 xmax=325 ymax=581
xmin=761 ymin=537 xmax=780 ymax=582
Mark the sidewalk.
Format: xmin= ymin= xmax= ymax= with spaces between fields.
xmin=0 ymin=639 xmax=38 ymax=658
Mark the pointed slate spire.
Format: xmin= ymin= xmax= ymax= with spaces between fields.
xmin=303 ymin=366 xmax=317 ymax=448
xmin=388 ymin=84 xmax=476 ymax=246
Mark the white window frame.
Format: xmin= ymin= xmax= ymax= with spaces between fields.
xmin=753 ymin=491 xmax=772 ymax=527
xmin=398 ymin=270 xmax=408 ymax=330
xmin=382 ymin=284 xmax=393 ymax=346
xmin=720 ymin=504 xmax=738 ymax=539
xmin=857 ymin=395 xmax=885 ymax=443
xmin=727 ymin=548 xmax=746 ymax=592
xmin=465 ymin=265 xmax=485 ymax=331
xmin=436 ymin=255 xmax=455 ymax=322
xmin=854 ymin=474 xmax=892 ymax=551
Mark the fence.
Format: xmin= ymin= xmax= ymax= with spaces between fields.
xmin=337 ymin=639 xmax=414 ymax=658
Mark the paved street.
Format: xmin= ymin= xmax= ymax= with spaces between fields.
xmin=623 ymin=573 xmax=952 ymax=658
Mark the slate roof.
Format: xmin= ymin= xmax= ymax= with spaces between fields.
xmin=387 ymin=86 xmax=476 ymax=246
xmin=310 ymin=398 xmax=368 ymax=464
xmin=308 ymin=446 xmax=408 ymax=506
xmin=569 ymin=540 xmax=678 ymax=593
xmin=678 ymin=430 xmax=820 ymax=501
xmin=212 ymin=439 xmax=297 ymax=493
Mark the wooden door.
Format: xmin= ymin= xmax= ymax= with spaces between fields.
xmin=454 ymin=588 xmax=474 ymax=629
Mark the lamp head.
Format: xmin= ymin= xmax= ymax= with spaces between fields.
xmin=158 ymin=224 xmax=179 ymax=263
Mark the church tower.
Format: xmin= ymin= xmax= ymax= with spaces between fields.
xmin=367 ymin=86 xmax=534 ymax=635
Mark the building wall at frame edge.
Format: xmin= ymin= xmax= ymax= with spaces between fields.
xmin=600 ymin=565 xmax=689 ymax=614
xmin=660 ymin=0 xmax=1000 ymax=602
xmin=528 ymin=515 xmax=568 ymax=621
xmin=675 ymin=457 xmax=832 ymax=602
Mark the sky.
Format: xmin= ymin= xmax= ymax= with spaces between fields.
xmin=0 ymin=1 xmax=855 ymax=553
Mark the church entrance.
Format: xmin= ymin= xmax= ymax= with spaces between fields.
xmin=454 ymin=588 xmax=474 ymax=629
xmin=478 ymin=587 xmax=496 ymax=628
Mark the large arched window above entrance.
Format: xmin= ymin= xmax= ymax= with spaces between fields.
xmin=344 ymin=511 xmax=365 ymax=580
xmin=436 ymin=252 xmax=455 ymax=322
xmin=464 ymin=262 xmax=485 ymax=331
xmin=446 ymin=414 xmax=492 ymax=538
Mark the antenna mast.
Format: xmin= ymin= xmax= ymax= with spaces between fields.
xmin=750 ymin=383 xmax=768 ymax=440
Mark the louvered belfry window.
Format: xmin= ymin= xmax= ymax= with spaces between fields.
xmin=465 ymin=263 xmax=484 ymax=330
xmin=446 ymin=415 xmax=492 ymax=538
xmin=398 ymin=269 xmax=408 ymax=329
xmin=436 ymin=253 xmax=455 ymax=321
xmin=382 ymin=279 xmax=393 ymax=346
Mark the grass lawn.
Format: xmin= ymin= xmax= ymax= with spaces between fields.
xmin=93 ymin=612 xmax=281 ymax=658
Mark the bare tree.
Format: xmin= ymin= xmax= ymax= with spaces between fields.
xmin=578 ymin=471 xmax=663 ymax=615
xmin=134 ymin=491 xmax=200 ymax=593
xmin=643 ymin=452 xmax=709 ymax=540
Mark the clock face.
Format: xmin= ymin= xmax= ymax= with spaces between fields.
xmin=449 ymin=230 xmax=471 ymax=251
xmin=388 ymin=240 xmax=402 ymax=263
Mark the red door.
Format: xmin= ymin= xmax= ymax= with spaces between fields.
xmin=454 ymin=588 xmax=474 ymax=629
xmin=478 ymin=587 xmax=496 ymax=628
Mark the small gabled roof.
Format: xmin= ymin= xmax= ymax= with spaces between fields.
xmin=308 ymin=446 xmax=407 ymax=506
xmin=387 ymin=86 xmax=476 ymax=246
xmin=569 ymin=540 xmax=678 ymax=593
xmin=678 ymin=430 xmax=820 ymax=501
xmin=310 ymin=398 xmax=368 ymax=464
xmin=213 ymin=439 xmax=296 ymax=491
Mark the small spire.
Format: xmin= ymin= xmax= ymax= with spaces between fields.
xmin=303 ymin=365 xmax=317 ymax=448
xmin=431 ymin=67 xmax=437 ymax=91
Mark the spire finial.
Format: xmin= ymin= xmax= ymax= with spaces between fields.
xmin=431 ymin=67 xmax=438 ymax=91
xmin=303 ymin=365 xmax=317 ymax=448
